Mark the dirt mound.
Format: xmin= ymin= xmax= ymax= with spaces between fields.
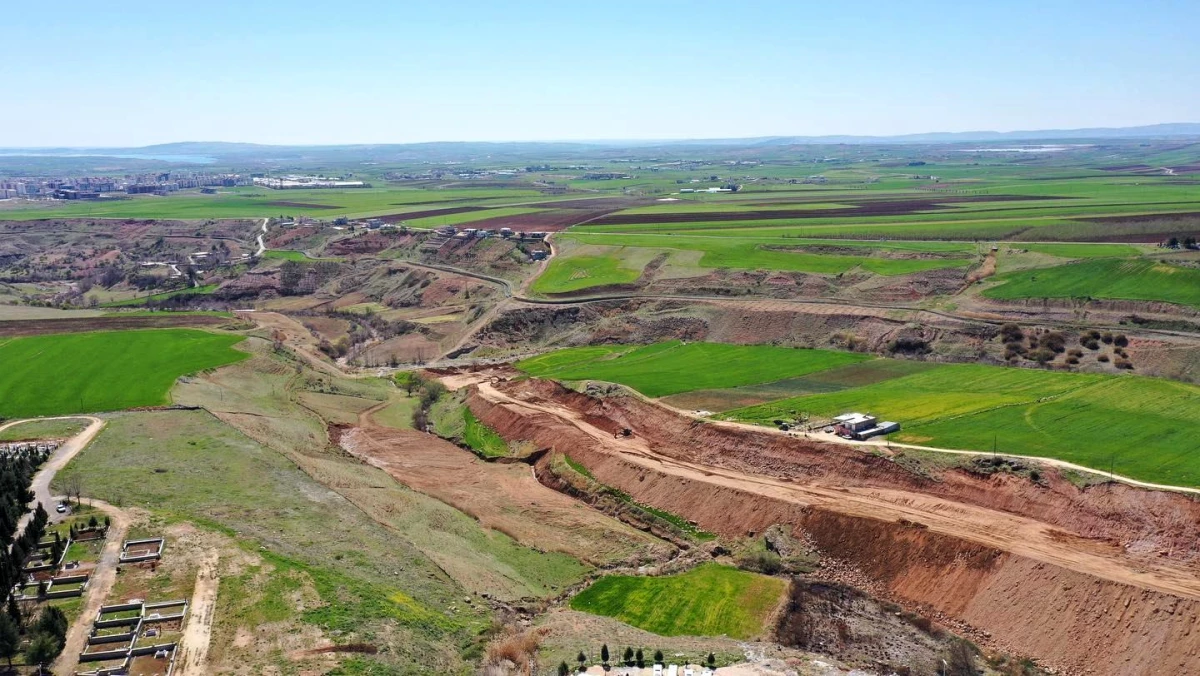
xmin=459 ymin=377 xmax=1200 ymax=675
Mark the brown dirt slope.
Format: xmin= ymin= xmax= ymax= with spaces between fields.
xmin=338 ymin=421 xmax=669 ymax=567
xmin=459 ymin=376 xmax=1200 ymax=676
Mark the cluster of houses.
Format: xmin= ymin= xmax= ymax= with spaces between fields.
xmin=441 ymin=225 xmax=547 ymax=241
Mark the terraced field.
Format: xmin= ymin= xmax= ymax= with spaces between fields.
xmin=982 ymin=258 xmax=1200 ymax=308
xmin=517 ymin=341 xmax=872 ymax=398
xmin=569 ymin=563 xmax=786 ymax=638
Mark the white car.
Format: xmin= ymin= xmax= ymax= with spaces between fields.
xmin=56 ymin=504 xmax=68 ymax=514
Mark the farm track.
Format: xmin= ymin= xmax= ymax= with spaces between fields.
xmin=175 ymin=549 xmax=219 ymax=676
xmin=52 ymin=499 xmax=131 ymax=676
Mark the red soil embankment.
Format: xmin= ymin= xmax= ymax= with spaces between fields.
xmin=461 ymin=377 xmax=1200 ymax=675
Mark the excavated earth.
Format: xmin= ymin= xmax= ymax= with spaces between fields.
xmin=454 ymin=374 xmax=1200 ymax=676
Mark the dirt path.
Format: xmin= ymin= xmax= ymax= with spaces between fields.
xmin=1 ymin=415 xmax=105 ymax=543
xmin=52 ymin=499 xmax=131 ymax=676
xmin=175 ymin=550 xmax=219 ymax=676
xmin=472 ymin=381 xmax=1200 ymax=600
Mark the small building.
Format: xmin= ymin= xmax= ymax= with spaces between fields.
xmin=832 ymin=413 xmax=877 ymax=434
xmin=857 ymin=421 xmax=901 ymax=440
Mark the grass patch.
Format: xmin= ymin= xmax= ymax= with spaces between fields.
xmin=983 ymin=258 xmax=1200 ymax=308
xmin=517 ymin=341 xmax=872 ymax=398
xmin=569 ymin=563 xmax=785 ymax=638
xmin=462 ymin=408 xmax=510 ymax=458
xmin=0 ymin=417 xmax=90 ymax=441
xmin=261 ymin=249 xmax=309 ymax=261
xmin=101 ymin=283 xmax=218 ymax=307
xmin=0 ymin=329 xmax=247 ymax=417
xmin=531 ymin=254 xmax=644 ymax=294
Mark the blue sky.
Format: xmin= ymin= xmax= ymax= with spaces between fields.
xmin=1 ymin=0 xmax=1195 ymax=146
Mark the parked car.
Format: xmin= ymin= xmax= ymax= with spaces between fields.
xmin=56 ymin=504 xmax=68 ymax=514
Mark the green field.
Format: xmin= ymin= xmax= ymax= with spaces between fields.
xmin=530 ymin=253 xmax=647 ymax=293
xmin=462 ymin=408 xmax=510 ymax=457
xmin=0 ymin=329 xmax=248 ymax=417
xmin=533 ymin=233 xmax=977 ymax=293
xmin=0 ymin=185 xmax=546 ymax=220
xmin=100 ymin=283 xmax=218 ymax=307
xmin=730 ymin=362 xmax=1200 ymax=487
xmin=261 ymin=250 xmax=308 ymax=261
xmin=569 ymin=563 xmax=786 ymax=638
xmin=517 ymin=341 xmax=872 ymax=397
xmin=983 ymin=258 xmax=1200 ymax=308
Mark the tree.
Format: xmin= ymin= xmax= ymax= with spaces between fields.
xmin=557 ymin=661 xmax=570 ymax=676
xmin=5 ymin=597 xmax=19 ymax=628
xmin=601 ymin=644 xmax=609 ymax=666
xmin=635 ymin=648 xmax=644 ymax=668
xmin=24 ymin=633 xmax=59 ymax=675
xmin=623 ymin=647 xmax=634 ymax=666
xmin=0 ymin=612 xmax=19 ymax=670
xmin=35 ymin=607 xmax=67 ymax=643
xmin=707 ymin=653 xmax=716 ymax=668
xmin=577 ymin=650 xmax=587 ymax=671
xmin=654 ymin=649 xmax=664 ymax=664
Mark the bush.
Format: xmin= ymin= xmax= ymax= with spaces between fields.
xmin=1098 ymin=354 xmax=1110 ymax=363
xmin=1114 ymin=334 xmax=1129 ymax=347
xmin=1083 ymin=339 xmax=1100 ymax=350
xmin=737 ymin=549 xmax=782 ymax=575
xmin=1101 ymin=332 xmax=1114 ymax=344
xmin=1115 ymin=359 xmax=1134 ymax=370
xmin=1029 ymin=469 xmax=1041 ymax=482
xmin=999 ymin=323 xmax=1024 ymax=343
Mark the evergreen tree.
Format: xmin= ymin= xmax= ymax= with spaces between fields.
xmin=601 ymin=643 xmax=609 ymax=665
xmin=623 ymin=646 xmax=634 ymax=666
xmin=0 ymin=612 xmax=18 ymax=670
xmin=654 ymin=649 xmax=664 ymax=664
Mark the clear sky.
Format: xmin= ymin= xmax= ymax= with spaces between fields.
xmin=1 ymin=0 xmax=1196 ymax=147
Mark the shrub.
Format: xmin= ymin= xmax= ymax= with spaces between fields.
xmin=1097 ymin=354 xmax=1110 ymax=363
xmin=1030 ymin=348 xmax=1056 ymax=364
xmin=1042 ymin=332 xmax=1066 ymax=353
xmin=999 ymin=323 xmax=1024 ymax=343
xmin=1029 ymin=469 xmax=1041 ymax=482
xmin=1065 ymin=356 xmax=1079 ymax=365
xmin=737 ymin=549 xmax=782 ymax=575
xmin=1101 ymin=332 xmax=1114 ymax=344
xmin=1083 ymin=339 xmax=1100 ymax=350
xmin=1114 ymin=334 xmax=1129 ymax=347
xmin=1116 ymin=359 xmax=1134 ymax=370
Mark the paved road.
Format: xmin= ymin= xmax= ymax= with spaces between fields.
xmin=1 ymin=416 xmax=105 ymax=542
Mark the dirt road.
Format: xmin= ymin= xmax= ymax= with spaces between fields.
xmin=472 ymin=381 xmax=1200 ymax=600
xmin=0 ymin=415 xmax=105 ymax=541
xmin=175 ymin=550 xmax=219 ymax=676
xmin=52 ymin=499 xmax=131 ymax=676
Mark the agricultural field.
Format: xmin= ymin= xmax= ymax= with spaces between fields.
xmin=982 ymin=257 xmax=1200 ymax=308
xmin=568 ymin=563 xmax=786 ymax=639
xmin=516 ymin=341 xmax=872 ymax=397
xmin=100 ymin=283 xmax=218 ymax=307
xmin=534 ymin=233 xmax=978 ymax=293
xmin=730 ymin=362 xmax=1200 ymax=487
xmin=0 ymin=328 xmax=247 ymax=417
xmin=0 ymin=185 xmax=548 ymax=220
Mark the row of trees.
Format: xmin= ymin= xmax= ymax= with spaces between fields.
xmin=557 ymin=645 xmax=718 ymax=673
